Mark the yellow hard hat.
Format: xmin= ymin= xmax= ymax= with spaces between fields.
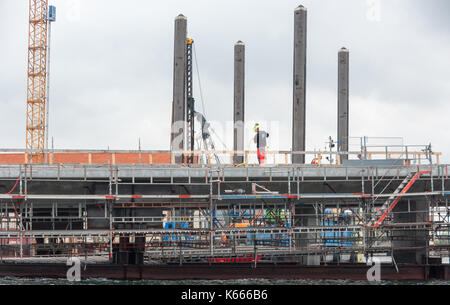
xmin=253 ymin=124 xmax=260 ymax=131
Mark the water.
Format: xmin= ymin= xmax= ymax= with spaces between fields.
xmin=0 ymin=277 xmax=449 ymax=285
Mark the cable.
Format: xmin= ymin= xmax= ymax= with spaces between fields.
xmin=209 ymin=126 xmax=229 ymax=150
xmin=192 ymin=43 xmax=230 ymax=161
xmin=1 ymin=175 xmax=21 ymax=195
xmin=193 ymin=44 xmax=207 ymax=118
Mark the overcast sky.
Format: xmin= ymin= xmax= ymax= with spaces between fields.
xmin=1 ymin=0 xmax=449 ymax=162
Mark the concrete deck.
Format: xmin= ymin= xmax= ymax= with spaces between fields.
xmin=0 ymin=164 xmax=443 ymax=180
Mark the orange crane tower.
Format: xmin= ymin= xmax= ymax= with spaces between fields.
xmin=26 ymin=0 xmax=49 ymax=163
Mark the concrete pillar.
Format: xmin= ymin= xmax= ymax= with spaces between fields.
xmin=392 ymin=199 xmax=429 ymax=264
xmin=292 ymin=5 xmax=307 ymax=164
xmin=295 ymin=206 xmax=319 ymax=265
xmin=112 ymin=184 xmax=162 ymax=265
xmin=338 ymin=47 xmax=349 ymax=161
xmin=170 ymin=14 xmax=187 ymax=163
xmin=233 ymin=41 xmax=245 ymax=164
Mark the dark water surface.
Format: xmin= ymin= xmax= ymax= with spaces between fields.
xmin=0 ymin=277 xmax=449 ymax=285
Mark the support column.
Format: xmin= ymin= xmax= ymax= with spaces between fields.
xmin=338 ymin=47 xmax=349 ymax=161
xmin=111 ymin=184 xmax=162 ymax=265
xmin=233 ymin=41 xmax=245 ymax=164
xmin=292 ymin=5 xmax=307 ymax=164
xmin=392 ymin=199 xmax=429 ymax=264
xmin=295 ymin=206 xmax=319 ymax=265
xmin=170 ymin=14 xmax=187 ymax=163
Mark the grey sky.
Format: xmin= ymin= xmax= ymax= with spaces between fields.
xmin=0 ymin=0 xmax=449 ymax=162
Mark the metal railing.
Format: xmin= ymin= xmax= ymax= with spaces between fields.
xmin=0 ymin=147 xmax=442 ymax=166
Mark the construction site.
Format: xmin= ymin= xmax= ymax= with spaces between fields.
xmin=0 ymin=1 xmax=449 ymax=281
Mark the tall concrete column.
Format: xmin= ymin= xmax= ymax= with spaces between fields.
xmin=338 ymin=47 xmax=349 ymax=162
xmin=233 ymin=41 xmax=245 ymax=164
xmin=292 ymin=5 xmax=307 ymax=164
xmin=170 ymin=14 xmax=187 ymax=163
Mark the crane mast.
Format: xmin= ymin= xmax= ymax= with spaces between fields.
xmin=185 ymin=38 xmax=221 ymax=164
xmin=186 ymin=38 xmax=195 ymax=163
xmin=26 ymin=0 xmax=49 ymax=163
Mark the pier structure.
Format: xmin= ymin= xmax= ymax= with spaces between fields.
xmin=1 ymin=5 xmax=449 ymax=280
xmin=0 ymin=147 xmax=448 ymax=273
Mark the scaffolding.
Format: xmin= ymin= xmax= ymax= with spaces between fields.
xmin=0 ymin=150 xmax=449 ymax=267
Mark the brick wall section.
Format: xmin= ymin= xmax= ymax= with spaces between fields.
xmin=150 ymin=153 xmax=171 ymax=164
xmin=53 ymin=153 xmax=89 ymax=164
xmin=91 ymin=153 xmax=109 ymax=164
xmin=0 ymin=154 xmax=25 ymax=163
xmin=115 ymin=153 xmax=140 ymax=164
xmin=0 ymin=153 xmax=172 ymax=164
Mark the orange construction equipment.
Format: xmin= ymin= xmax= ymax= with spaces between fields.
xmin=250 ymin=209 xmax=263 ymax=226
xmin=26 ymin=0 xmax=49 ymax=163
xmin=228 ymin=222 xmax=249 ymax=228
xmin=220 ymin=232 xmax=227 ymax=247
xmin=311 ymin=153 xmax=323 ymax=165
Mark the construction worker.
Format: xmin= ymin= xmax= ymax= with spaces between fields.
xmin=253 ymin=123 xmax=269 ymax=165
xmin=220 ymin=232 xmax=227 ymax=247
xmin=343 ymin=209 xmax=353 ymax=225
xmin=311 ymin=155 xmax=322 ymax=165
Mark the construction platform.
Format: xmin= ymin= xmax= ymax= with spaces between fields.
xmin=0 ymin=149 xmax=449 ymax=280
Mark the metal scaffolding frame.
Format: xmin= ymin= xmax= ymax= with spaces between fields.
xmin=0 ymin=162 xmax=449 ymax=266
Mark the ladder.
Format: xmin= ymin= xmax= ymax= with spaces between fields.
xmin=369 ymin=170 xmax=431 ymax=228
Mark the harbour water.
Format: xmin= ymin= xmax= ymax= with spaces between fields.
xmin=0 ymin=277 xmax=449 ymax=285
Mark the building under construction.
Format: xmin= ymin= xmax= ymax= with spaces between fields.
xmin=0 ymin=3 xmax=449 ymax=281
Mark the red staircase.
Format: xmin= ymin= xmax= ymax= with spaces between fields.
xmin=370 ymin=171 xmax=431 ymax=228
